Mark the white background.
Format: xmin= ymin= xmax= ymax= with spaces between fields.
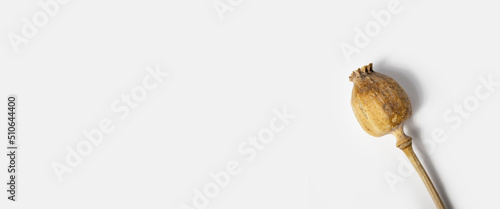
xmin=1 ymin=0 xmax=499 ymax=208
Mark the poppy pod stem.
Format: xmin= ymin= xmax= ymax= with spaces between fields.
xmin=392 ymin=126 xmax=445 ymax=209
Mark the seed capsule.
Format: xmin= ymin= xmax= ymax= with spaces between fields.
xmin=349 ymin=63 xmax=446 ymax=209
xmin=349 ymin=63 xmax=412 ymax=139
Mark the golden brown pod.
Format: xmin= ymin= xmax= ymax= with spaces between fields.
xmin=349 ymin=63 xmax=412 ymax=148
xmin=349 ymin=63 xmax=446 ymax=209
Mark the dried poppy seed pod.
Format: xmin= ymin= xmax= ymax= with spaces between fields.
xmin=349 ymin=63 xmax=412 ymax=149
xmin=349 ymin=63 xmax=446 ymax=209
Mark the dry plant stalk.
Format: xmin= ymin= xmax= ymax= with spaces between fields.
xmin=349 ymin=63 xmax=446 ymax=209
